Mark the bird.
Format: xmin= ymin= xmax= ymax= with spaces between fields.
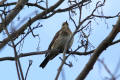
xmin=39 ymin=21 xmax=74 ymax=68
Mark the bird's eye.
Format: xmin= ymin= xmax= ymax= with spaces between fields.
xmin=62 ymin=23 xmax=65 ymax=26
xmin=62 ymin=22 xmax=68 ymax=26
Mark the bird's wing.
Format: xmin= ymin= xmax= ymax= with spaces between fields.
xmin=48 ymin=30 xmax=61 ymax=50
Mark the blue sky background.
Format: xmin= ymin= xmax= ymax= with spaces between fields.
xmin=0 ymin=0 xmax=120 ymax=80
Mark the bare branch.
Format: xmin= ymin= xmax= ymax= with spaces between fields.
xmin=0 ymin=0 xmax=28 ymax=33
xmin=0 ymin=0 xmax=7 ymax=5
xmin=3 ymin=25 xmax=24 ymax=80
xmin=76 ymin=16 xmax=120 ymax=80
xmin=98 ymin=59 xmax=115 ymax=79
xmin=42 ymin=0 xmax=90 ymax=19
xmin=0 ymin=0 xmax=64 ymax=50
xmin=1 ymin=37 xmax=119 ymax=62
xmin=0 ymin=2 xmax=46 ymax=10
xmin=25 ymin=60 xmax=33 ymax=80
xmin=0 ymin=50 xmax=94 ymax=61
xmin=110 ymin=39 xmax=120 ymax=45
xmin=93 ymin=12 xmax=120 ymax=19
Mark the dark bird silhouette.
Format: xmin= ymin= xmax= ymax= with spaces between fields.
xmin=40 ymin=21 xmax=73 ymax=68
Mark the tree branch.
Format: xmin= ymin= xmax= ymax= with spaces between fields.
xmin=0 ymin=2 xmax=46 ymax=10
xmin=0 ymin=50 xmax=94 ymax=61
xmin=0 ymin=36 xmax=119 ymax=62
xmin=0 ymin=0 xmax=64 ymax=50
xmin=75 ymin=16 xmax=120 ymax=80
xmin=0 ymin=0 xmax=28 ymax=33
xmin=42 ymin=0 xmax=90 ymax=19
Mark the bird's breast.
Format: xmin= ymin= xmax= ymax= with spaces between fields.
xmin=51 ymin=34 xmax=73 ymax=51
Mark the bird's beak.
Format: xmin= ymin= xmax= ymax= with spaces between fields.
xmin=66 ymin=21 xmax=67 ymax=23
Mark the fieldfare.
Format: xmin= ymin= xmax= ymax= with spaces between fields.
xmin=40 ymin=21 xmax=73 ymax=68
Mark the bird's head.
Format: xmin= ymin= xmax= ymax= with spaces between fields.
xmin=62 ymin=21 xmax=69 ymax=29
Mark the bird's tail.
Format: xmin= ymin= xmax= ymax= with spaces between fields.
xmin=39 ymin=56 xmax=49 ymax=68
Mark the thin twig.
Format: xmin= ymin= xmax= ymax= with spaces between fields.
xmin=76 ymin=16 xmax=120 ymax=80
xmin=0 ymin=50 xmax=94 ymax=61
xmin=25 ymin=60 xmax=33 ymax=80
xmin=3 ymin=26 xmax=24 ymax=80
xmin=0 ymin=0 xmax=28 ymax=33
xmin=98 ymin=59 xmax=115 ymax=79
xmin=0 ymin=0 xmax=64 ymax=50
xmin=3 ymin=28 xmax=21 ymax=80
xmin=0 ymin=2 xmax=46 ymax=10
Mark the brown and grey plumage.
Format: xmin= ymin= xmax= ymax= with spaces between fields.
xmin=40 ymin=21 xmax=73 ymax=68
